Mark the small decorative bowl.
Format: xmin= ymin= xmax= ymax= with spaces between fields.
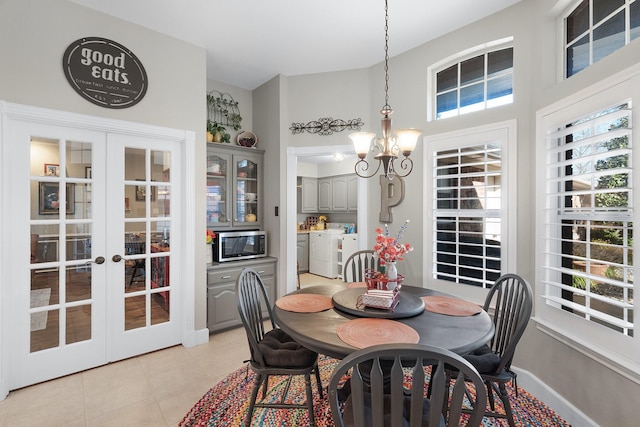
xmin=237 ymin=131 xmax=257 ymax=148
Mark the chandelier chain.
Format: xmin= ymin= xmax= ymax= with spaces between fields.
xmin=383 ymin=0 xmax=390 ymax=110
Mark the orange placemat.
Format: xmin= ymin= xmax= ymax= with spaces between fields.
xmin=336 ymin=318 xmax=419 ymax=349
xmin=275 ymin=294 xmax=333 ymax=313
xmin=347 ymin=281 xmax=368 ymax=289
xmin=421 ymin=295 xmax=482 ymax=316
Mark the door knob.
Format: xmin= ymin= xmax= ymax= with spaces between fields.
xmin=112 ymin=254 xmax=123 ymax=263
xmin=86 ymin=256 xmax=106 ymax=265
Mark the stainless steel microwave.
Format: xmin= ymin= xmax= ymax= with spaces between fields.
xmin=213 ymin=230 xmax=267 ymax=262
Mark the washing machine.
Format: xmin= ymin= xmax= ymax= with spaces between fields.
xmin=309 ymin=229 xmax=344 ymax=278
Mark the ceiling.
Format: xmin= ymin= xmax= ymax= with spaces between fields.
xmin=69 ymin=0 xmax=523 ymax=90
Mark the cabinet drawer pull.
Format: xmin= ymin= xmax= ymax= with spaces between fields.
xmin=221 ymin=275 xmax=232 ymax=279
xmin=257 ymin=270 xmax=265 ymax=274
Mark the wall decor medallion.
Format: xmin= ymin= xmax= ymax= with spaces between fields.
xmin=289 ymin=117 xmax=364 ymax=136
xmin=62 ymin=37 xmax=148 ymax=109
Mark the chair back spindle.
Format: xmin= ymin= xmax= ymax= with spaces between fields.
xmin=329 ymin=344 xmax=486 ymax=427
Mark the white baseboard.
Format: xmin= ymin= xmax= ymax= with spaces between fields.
xmin=513 ymin=365 xmax=599 ymax=427
xmin=182 ymin=327 xmax=210 ymax=348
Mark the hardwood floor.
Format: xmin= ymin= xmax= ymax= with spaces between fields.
xmin=30 ymin=264 xmax=169 ymax=353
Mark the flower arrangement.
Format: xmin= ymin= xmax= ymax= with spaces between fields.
xmin=373 ymin=220 xmax=412 ymax=265
xmin=206 ymin=229 xmax=216 ymax=244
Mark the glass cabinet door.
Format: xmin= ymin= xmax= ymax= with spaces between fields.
xmin=233 ymin=154 xmax=260 ymax=225
xmin=206 ymin=153 xmax=230 ymax=226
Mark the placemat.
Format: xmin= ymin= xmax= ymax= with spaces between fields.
xmin=275 ymin=294 xmax=333 ymax=313
xmin=336 ymin=318 xmax=419 ymax=349
xmin=347 ymin=281 xmax=367 ymax=289
xmin=421 ymin=295 xmax=482 ymax=316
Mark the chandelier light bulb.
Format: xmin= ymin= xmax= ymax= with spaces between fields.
xmin=349 ymin=132 xmax=376 ymax=159
xmin=395 ymin=128 xmax=422 ymax=156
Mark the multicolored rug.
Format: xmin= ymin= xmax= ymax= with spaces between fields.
xmin=179 ymin=355 xmax=569 ymax=426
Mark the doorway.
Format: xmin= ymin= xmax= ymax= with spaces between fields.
xmin=1 ymin=104 xmax=188 ymax=391
xmin=286 ymin=145 xmax=368 ymax=293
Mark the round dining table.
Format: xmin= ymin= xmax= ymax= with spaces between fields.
xmin=273 ymin=283 xmax=495 ymax=360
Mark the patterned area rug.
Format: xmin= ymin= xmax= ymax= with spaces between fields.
xmin=180 ymin=355 xmax=569 ymax=426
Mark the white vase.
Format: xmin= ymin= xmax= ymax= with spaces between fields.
xmin=206 ymin=244 xmax=213 ymax=264
xmin=386 ymin=261 xmax=397 ymax=281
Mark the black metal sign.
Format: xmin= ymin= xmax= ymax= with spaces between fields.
xmin=62 ymin=37 xmax=148 ymax=109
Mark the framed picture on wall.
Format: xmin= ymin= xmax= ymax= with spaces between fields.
xmin=44 ymin=163 xmax=60 ymax=177
xmin=135 ymin=180 xmax=156 ymax=201
xmin=39 ymin=182 xmax=75 ymax=214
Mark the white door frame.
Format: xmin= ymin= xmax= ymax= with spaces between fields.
xmin=285 ymin=145 xmax=369 ymax=297
xmin=0 ymin=101 xmax=200 ymax=399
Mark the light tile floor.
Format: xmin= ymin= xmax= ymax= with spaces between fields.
xmin=0 ymin=273 xmax=340 ymax=427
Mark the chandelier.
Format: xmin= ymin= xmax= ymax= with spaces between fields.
xmin=349 ymin=0 xmax=422 ymax=180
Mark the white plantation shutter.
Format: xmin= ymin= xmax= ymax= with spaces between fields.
xmin=542 ymin=102 xmax=634 ymax=335
xmin=433 ymin=143 xmax=503 ymax=288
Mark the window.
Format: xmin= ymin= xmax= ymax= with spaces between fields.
xmin=564 ymin=0 xmax=640 ymax=78
xmin=433 ymin=44 xmax=513 ymax=120
xmin=427 ymin=122 xmax=516 ymax=291
xmin=542 ymin=103 xmax=633 ymax=335
xmin=537 ymin=68 xmax=640 ymax=375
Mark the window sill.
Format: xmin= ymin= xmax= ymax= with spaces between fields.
xmin=533 ymin=316 xmax=640 ymax=386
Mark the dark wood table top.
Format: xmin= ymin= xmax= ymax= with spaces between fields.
xmin=273 ymin=283 xmax=494 ymax=360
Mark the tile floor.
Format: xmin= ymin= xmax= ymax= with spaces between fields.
xmin=0 ymin=273 xmax=341 ymax=427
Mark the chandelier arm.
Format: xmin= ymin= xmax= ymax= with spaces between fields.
xmin=391 ymin=157 xmax=414 ymax=178
xmin=355 ymin=158 xmax=383 ymax=179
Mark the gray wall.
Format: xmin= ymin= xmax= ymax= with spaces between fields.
xmin=2 ymin=0 xmax=640 ymax=424
xmin=266 ymin=0 xmax=640 ymax=425
xmin=0 ymin=0 xmax=209 ymax=333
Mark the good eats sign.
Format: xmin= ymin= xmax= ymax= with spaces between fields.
xmin=63 ymin=37 xmax=147 ymax=109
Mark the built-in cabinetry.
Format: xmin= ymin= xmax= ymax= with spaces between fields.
xmin=207 ymin=144 xmax=264 ymax=229
xmin=347 ymin=175 xmax=358 ymax=211
xmin=297 ymin=233 xmax=309 ymax=272
xmin=337 ymin=233 xmax=359 ymax=280
xmin=300 ymin=177 xmax=318 ymax=213
xmin=317 ymin=174 xmax=358 ymax=213
xmin=207 ymin=257 xmax=277 ymax=332
xmin=318 ymin=178 xmax=332 ymax=211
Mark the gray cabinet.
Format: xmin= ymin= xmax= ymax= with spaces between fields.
xmin=207 ymin=144 xmax=264 ymax=229
xmin=317 ymin=174 xmax=358 ymax=213
xmin=347 ymin=175 xmax=358 ymax=211
xmin=318 ymin=178 xmax=332 ymax=212
xmin=301 ymin=177 xmax=318 ymax=213
xmin=297 ymin=233 xmax=309 ymax=272
xmin=207 ymin=257 xmax=277 ymax=332
xmin=331 ymin=175 xmax=348 ymax=211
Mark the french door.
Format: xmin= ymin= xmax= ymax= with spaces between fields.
xmin=5 ymin=110 xmax=182 ymax=390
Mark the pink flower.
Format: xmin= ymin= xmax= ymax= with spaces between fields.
xmin=372 ymin=221 xmax=412 ymax=265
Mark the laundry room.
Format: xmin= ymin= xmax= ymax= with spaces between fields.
xmin=296 ymin=152 xmax=359 ymax=280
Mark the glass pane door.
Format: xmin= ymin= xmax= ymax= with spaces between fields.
xmin=206 ymin=153 xmax=230 ymax=226
xmin=29 ymin=137 xmax=96 ymax=353
xmin=123 ymin=147 xmax=172 ymax=330
xmin=234 ymin=156 xmax=259 ymax=224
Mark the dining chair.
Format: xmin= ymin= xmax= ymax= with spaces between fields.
xmin=126 ymin=234 xmax=146 ymax=286
xmin=343 ymin=250 xmax=379 ymax=282
xmin=328 ymin=343 xmax=487 ymax=427
xmin=450 ymin=273 xmax=533 ymax=427
xmin=236 ymin=268 xmax=323 ymax=427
